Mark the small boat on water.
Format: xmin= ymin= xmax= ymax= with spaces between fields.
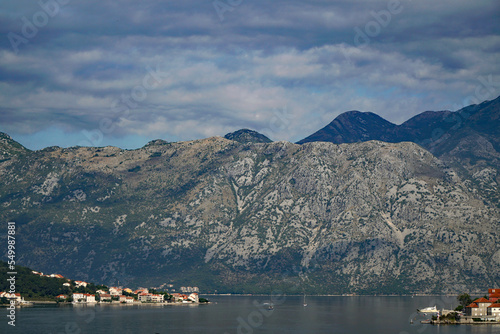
xmin=417 ymin=306 xmax=439 ymax=313
xmin=303 ymin=294 xmax=307 ymax=307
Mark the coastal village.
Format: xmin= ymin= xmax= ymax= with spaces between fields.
xmin=1 ymin=269 xmax=204 ymax=306
xmin=463 ymin=289 xmax=500 ymax=321
xmin=418 ymin=288 xmax=500 ymax=325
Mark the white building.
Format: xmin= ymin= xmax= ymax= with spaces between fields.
xmin=138 ymin=293 xmax=164 ymax=303
xmin=187 ymin=293 xmax=199 ymax=303
xmin=72 ymin=293 xmax=85 ymax=303
xmin=99 ymin=294 xmax=112 ymax=302
xmin=487 ymin=303 xmax=500 ymax=320
xmin=74 ymin=281 xmax=88 ymax=288
xmin=0 ymin=292 xmax=23 ymax=303
xmin=72 ymin=293 xmax=95 ymax=303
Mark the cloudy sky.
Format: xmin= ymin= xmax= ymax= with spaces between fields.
xmin=1 ymin=0 xmax=499 ymax=149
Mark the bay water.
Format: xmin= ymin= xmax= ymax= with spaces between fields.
xmin=2 ymin=295 xmax=500 ymax=333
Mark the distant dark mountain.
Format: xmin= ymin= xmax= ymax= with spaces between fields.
xmin=224 ymin=129 xmax=272 ymax=143
xmin=297 ymin=111 xmax=397 ymax=144
xmin=298 ymin=96 xmax=500 ymax=156
xmin=298 ymin=97 xmax=500 ymax=204
xmin=0 ymin=97 xmax=499 ymax=295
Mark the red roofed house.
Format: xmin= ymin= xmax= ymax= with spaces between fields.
xmin=49 ymin=274 xmax=64 ymax=278
xmin=187 ymin=293 xmax=199 ymax=303
xmin=74 ymin=281 xmax=88 ymax=288
xmin=0 ymin=292 xmax=23 ymax=303
xmin=489 ymin=289 xmax=500 ymax=303
xmin=468 ymin=298 xmax=493 ymax=317
xmin=171 ymin=293 xmax=187 ymax=302
xmin=465 ymin=303 xmax=479 ymax=316
xmin=56 ymin=294 xmax=67 ymax=300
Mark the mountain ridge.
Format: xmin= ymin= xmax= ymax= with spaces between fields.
xmin=0 ymin=133 xmax=498 ymax=294
xmin=0 ymin=97 xmax=499 ymax=294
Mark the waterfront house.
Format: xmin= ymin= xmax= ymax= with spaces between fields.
xmin=487 ymin=303 xmax=500 ymax=320
xmin=72 ymin=293 xmax=85 ymax=303
xmin=85 ymin=294 xmax=96 ymax=303
xmin=171 ymin=293 xmax=190 ymax=302
xmin=99 ymin=294 xmax=112 ymax=302
xmin=0 ymin=292 xmax=23 ymax=303
xmin=466 ymin=298 xmax=491 ymax=317
xmin=72 ymin=293 xmax=95 ymax=303
xmin=138 ymin=293 xmax=164 ymax=303
xmin=119 ymin=295 xmax=128 ymax=303
xmin=138 ymin=293 xmax=149 ymax=302
xmin=109 ymin=287 xmax=123 ymax=296
xmin=187 ymin=293 xmax=199 ymax=303
xmin=56 ymin=294 xmax=67 ymax=300
xmin=125 ymin=296 xmax=134 ymax=303
xmin=150 ymin=294 xmax=164 ymax=303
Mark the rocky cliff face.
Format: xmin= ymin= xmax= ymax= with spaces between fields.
xmin=1 ymin=134 xmax=498 ymax=294
xmin=298 ymin=96 xmax=500 ymax=211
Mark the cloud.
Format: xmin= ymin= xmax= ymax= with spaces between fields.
xmin=0 ymin=0 xmax=499 ymax=149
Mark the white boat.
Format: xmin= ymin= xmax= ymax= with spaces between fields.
xmin=263 ymin=302 xmax=274 ymax=310
xmin=417 ymin=306 xmax=439 ymax=313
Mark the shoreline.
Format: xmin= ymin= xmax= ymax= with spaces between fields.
xmin=202 ymin=294 xmax=459 ymax=297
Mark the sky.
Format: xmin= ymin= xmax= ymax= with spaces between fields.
xmin=0 ymin=0 xmax=499 ymax=149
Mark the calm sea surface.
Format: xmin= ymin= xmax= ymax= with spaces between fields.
xmin=2 ymin=296 xmax=500 ymax=334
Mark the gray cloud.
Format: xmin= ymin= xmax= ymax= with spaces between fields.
xmin=0 ymin=0 xmax=499 ymax=148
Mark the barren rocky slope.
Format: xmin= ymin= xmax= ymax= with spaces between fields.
xmin=0 ymin=134 xmax=499 ymax=294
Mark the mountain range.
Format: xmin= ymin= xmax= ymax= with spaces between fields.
xmin=0 ymin=96 xmax=499 ymax=294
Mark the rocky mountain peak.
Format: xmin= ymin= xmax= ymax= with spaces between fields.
xmin=0 ymin=132 xmax=30 ymax=160
xmin=297 ymin=110 xmax=397 ymax=144
xmin=224 ymin=129 xmax=272 ymax=144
